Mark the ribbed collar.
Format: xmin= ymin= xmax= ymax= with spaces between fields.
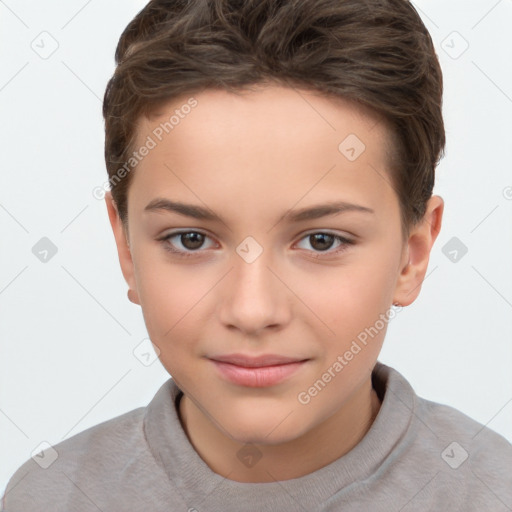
xmin=143 ymin=361 xmax=416 ymax=509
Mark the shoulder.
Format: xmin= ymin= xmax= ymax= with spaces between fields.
xmin=2 ymin=406 xmax=150 ymax=511
xmin=417 ymin=395 xmax=512 ymax=455
xmin=374 ymin=363 xmax=512 ymax=509
xmin=409 ymin=392 xmax=512 ymax=508
xmin=377 ymin=362 xmax=512 ymax=465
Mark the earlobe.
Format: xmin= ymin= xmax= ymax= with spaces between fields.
xmin=392 ymin=195 xmax=444 ymax=307
xmin=127 ymin=288 xmax=140 ymax=305
xmin=104 ymin=191 xmax=141 ymax=306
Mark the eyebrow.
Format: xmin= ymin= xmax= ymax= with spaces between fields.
xmin=144 ymin=198 xmax=375 ymax=223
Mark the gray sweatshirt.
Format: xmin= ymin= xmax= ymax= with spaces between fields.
xmin=2 ymin=361 xmax=511 ymax=511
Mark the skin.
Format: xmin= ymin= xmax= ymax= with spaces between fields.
xmin=105 ymin=84 xmax=443 ymax=483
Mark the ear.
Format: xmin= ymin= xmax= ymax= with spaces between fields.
xmin=393 ymin=195 xmax=444 ymax=307
xmin=105 ymin=191 xmax=140 ymax=305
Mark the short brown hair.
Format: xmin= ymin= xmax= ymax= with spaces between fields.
xmin=102 ymin=0 xmax=445 ymax=240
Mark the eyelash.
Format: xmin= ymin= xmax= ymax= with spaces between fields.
xmin=157 ymin=230 xmax=355 ymax=259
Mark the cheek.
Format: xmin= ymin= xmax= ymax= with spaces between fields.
xmin=132 ymin=252 xmax=205 ymax=344
xmin=136 ymin=272 xmax=203 ymax=379
xmin=316 ymin=253 xmax=399 ymax=345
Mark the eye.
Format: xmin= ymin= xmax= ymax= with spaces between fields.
xmin=158 ymin=230 xmax=216 ymax=258
xmin=294 ymin=232 xmax=354 ymax=257
xmin=157 ymin=230 xmax=355 ymax=259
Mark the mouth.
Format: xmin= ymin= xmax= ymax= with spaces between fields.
xmin=208 ymin=353 xmax=310 ymax=388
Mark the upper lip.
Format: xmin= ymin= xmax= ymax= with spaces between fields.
xmin=209 ymin=353 xmax=308 ymax=368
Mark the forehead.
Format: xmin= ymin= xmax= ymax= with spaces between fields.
xmin=128 ymin=85 xmax=397 ymax=219
xmin=140 ymin=84 xmax=389 ymax=144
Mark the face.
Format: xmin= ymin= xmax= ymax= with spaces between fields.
xmin=107 ymin=84 xmax=436 ymax=445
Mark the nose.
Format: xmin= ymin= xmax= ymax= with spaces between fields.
xmin=217 ymin=248 xmax=291 ymax=336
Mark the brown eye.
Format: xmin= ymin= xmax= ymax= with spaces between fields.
xmin=295 ymin=232 xmax=354 ymax=257
xmin=179 ymin=232 xmax=205 ymax=250
xmin=158 ymin=230 xmax=215 ymax=257
xmin=308 ymin=233 xmax=335 ymax=251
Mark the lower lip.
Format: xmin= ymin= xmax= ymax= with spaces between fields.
xmin=211 ymin=360 xmax=307 ymax=387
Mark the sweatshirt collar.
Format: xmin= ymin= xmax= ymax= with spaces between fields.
xmin=143 ymin=361 xmax=415 ymax=509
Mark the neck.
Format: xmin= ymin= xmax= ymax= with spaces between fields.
xmin=178 ymin=378 xmax=381 ymax=483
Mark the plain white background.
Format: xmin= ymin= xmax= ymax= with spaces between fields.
xmin=1 ymin=0 xmax=511 ymax=495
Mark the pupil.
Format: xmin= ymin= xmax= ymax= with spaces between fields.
xmin=311 ymin=233 xmax=333 ymax=251
xmin=182 ymin=232 xmax=204 ymax=250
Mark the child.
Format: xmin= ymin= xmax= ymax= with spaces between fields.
xmin=3 ymin=0 xmax=511 ymax=510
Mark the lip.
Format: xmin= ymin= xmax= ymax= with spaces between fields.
xmin=209 ymin=353 xmax=308 ymax=367
xmin=209 ymin=353 xmax=309 ymax=388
